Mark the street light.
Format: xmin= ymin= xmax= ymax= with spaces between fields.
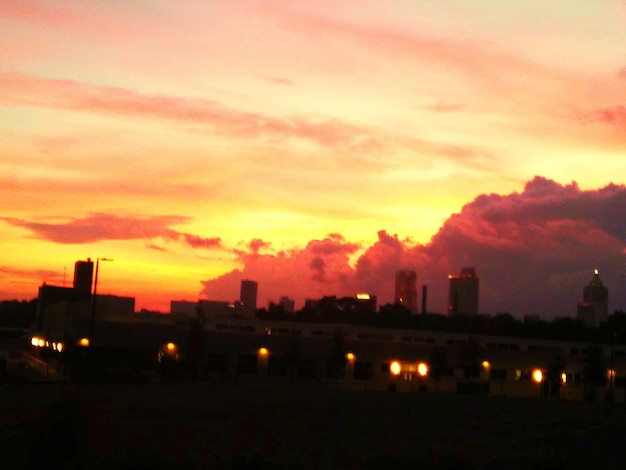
xmin=89 ymin=257 xmax=113 ymax=346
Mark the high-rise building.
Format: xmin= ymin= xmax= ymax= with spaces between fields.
xmin=240 ymin=280 xmax=258 ymax=314
xmin=394 ymin=270 xmax=418 ymax=313
xmin=577 ymin=269 xmax=608 ymax=327
xmin=448 ymin=267 xmax=479 ymax=315
xmin=73 ymin=258 xmax=94 ymax=295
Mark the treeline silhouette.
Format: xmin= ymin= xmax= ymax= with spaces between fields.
xmin=0 ymin=299 xmax=36 ymax=329
xmin=3 ymin=297 xmax=624 ymax=345
xmin=257 ymin=296 xmax=626 ymax=345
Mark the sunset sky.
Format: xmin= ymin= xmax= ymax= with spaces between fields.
xmin=1 ymin=0 xmax=624 ymax=317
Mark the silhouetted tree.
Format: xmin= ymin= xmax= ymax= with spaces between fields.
xmin=0 ymin=299 xmax=37 ymax=328
xmin=256 ymin=301 xmax=287 ymax=321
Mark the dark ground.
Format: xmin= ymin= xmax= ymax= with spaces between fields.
xmin=1 ymin=381 xmax=625 ymax=469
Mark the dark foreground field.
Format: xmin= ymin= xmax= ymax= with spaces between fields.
xmin=1 ymin=381 xmax=624 ymax=469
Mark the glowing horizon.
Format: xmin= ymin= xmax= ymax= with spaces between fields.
xmin=1 ymin=1 xmax=625 ymax=315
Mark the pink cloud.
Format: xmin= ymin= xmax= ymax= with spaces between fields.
xmin=248 ymin=239 xmax=272 ymax=254
xmin=1 ymin=213 xmax=222 ymax=249
xmin=0 ymin=1 xmax=143 ymax=42
xmin=593 ymin=106 xmax=626 ymax=125
xmin=202 ymin=235 xmax=361 ymax=304
xmin=426 ymin=102 xmax=465 ymax=113
xmin=0 ymin=73 xmax=498 ymax=167
xmin=273 ymin=8 xmax=565 ymax=93
xmin=201 ymin=177 xmax=626 ymax=318
xmin=0 ymin=73 xmax=368 ymax=150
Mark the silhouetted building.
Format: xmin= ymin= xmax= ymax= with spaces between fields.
xmin=34 ymin=258 xmax=97 ymax=331
xmin=448 ymin=267 xmax=479 ymax=315
xmin=41 ymin=293 xmax=135 ymax=339
xmin=171 ymin=300 xmax=231 ymax=318
xmin=35 ymin=284 xmax=88 ymax=331
xmin=395 ymin=270 xmax=418 ymax=314
xmin=240 ymin=280 xmax=258 ymax=315
xmin=421 ymin=285 xmax=428 ymax=314
xmin=577 ymin=269 xmax=608 ymax=327
xmin=355 ymin=293 xmax=377 ymax=313
xmin=303 ymin=294 xmax=377 ymax=316
xmin=72 ymin=258 xmax=94 ymax=294
xmin=279 ymin=296 xmax=295 ymax=314
xmin=94 ymin=294 xmax=135 ymax=321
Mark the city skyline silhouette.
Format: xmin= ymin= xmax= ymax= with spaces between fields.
xmin=1 ymin=2 xmax=625 ymax=317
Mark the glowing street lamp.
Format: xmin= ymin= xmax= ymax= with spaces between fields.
xmin=390 ymin=361 xmax=401 ymax=376
xmin=532 ymin=369 xmax=544 ymax=384
xmin=346 ymin=352 xmax=355 ymax=362
xmin=258 ymin=347 xmax=268 ymax=356
xmin=417 ymin=362 xmax=429 ymax=377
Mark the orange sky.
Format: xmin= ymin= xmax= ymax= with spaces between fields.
xmin=1 ymin=1 xmax=625 ymax=312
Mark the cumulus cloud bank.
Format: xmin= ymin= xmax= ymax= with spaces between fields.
xmin=201 ymin=177 xmax=625 ymax=318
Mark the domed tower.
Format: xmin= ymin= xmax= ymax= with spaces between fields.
xmin=577 ymin=269 xmax=608 ymax=327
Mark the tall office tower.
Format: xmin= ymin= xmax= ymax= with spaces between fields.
xmin=240 ymin=280 xmax=258 ymax=313
xmin=577 ymin=269 xmax=608 ymax=327
xmin=73 ymin=258 xmax=94 ymax=295
xmin=394 ymin=270 xmax=418 ymax=314
xmin=448 ymin=267 xmax=479 ymax=315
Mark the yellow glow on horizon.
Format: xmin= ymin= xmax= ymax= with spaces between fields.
xmin=1 ymin=1 xmax=625 ymax=314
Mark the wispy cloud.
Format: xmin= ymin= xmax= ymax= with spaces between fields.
xmin=592 ymin=105 xmax=626 ymax=125
xmin=0 ymin=72 xmax=498 ymax=167
xmin=0 ymin=73 xmax=367 ymax=149
xmin=426 ymin=102 xmax=465 ymax=113
xmin=273 ymin=8 xmax=566 ymax=91
xmin=1 ymin=213 xmax=222 ymax=249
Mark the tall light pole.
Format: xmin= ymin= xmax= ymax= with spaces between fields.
xmin=89 ymin=257 xmax=113 ymax=346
